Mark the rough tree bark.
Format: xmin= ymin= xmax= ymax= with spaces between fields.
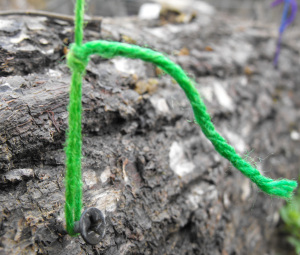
xmin=0 ymin=11 xmax=299 ymax=255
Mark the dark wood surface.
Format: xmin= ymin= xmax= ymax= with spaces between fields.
xmin=0 ymin=12 xmax=299 ymax=255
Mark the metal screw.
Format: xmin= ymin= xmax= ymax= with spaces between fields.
xmin=74 ymin=207 xmax=106 ymax=245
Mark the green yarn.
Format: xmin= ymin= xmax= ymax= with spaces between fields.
xmin=65 ymin=0 xmax=85 ymax=236
xmin=65 ymin=0 xmax=297 ymax=236
xmin=74 ymin=0 xmax=84 ymax=47
xmin=67 ymin=40 xmax=297 ymax=199
xmin=65 ymin=69 xmax=83 ymax=236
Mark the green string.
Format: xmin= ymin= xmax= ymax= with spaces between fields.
xmin=65 ymin=0 xmax=298 ymax=235
xmin=64 ymin=0 xmax=85 ymax=236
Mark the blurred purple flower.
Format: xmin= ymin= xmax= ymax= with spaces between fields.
xmin=271 ymin=0 xmax=298 ymax=67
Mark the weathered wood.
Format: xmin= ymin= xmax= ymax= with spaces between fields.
xmin=0 ymin=12 xmax=299 ymax=255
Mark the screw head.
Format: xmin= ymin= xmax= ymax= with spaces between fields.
xmin=74 ymin=207 xmax=106 ymax=245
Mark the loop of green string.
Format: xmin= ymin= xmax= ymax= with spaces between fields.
xmin=65 ymin=0 xmax=297 ymax=235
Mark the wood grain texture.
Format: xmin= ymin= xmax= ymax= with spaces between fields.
xmin=0 ymin=12 xmax=299 ymax=255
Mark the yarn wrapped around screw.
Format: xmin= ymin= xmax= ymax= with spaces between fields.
xmin=65 ymin=0 xmax=298 ymax=243
xmin=65 ymin=42 xmax=89 ymax=236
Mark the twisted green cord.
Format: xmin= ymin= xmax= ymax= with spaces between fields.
xmin=67 ymin=41 xmax=297 ymax=199
xmin=65 ymin=0 xmax=84 ymax=236
xmin=65 ymin=0 xmax=297 ymax=236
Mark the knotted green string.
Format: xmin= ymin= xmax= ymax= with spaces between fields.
xmin=65 ymin=0 xmax=298 ymax=235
